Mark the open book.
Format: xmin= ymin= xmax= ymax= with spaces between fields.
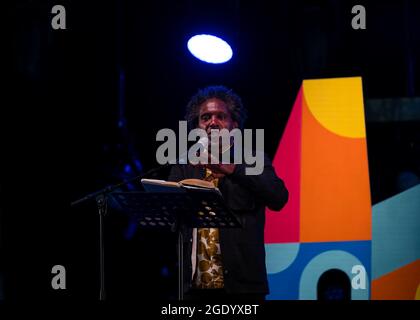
xmin=141 ymin=178 xmax=220 ymax=194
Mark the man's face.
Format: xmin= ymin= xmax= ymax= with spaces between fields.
xmin=198 ymin=98 xmax=238 ymax=134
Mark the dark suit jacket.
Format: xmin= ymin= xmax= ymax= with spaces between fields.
xmin=168 ymin=153 xmax=288 ymax=295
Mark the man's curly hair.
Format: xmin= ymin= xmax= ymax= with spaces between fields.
xmin=185 ymin=85 xmax=247 ymax=130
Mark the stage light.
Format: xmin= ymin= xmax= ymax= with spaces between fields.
xmin=187 ymin=34 xmax=233 ymax=64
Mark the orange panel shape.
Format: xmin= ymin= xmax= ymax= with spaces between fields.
xmin=371 ymin=260 xmax=420 ymax=300
xmin=300 ymin=77 xmax=371 ymax=243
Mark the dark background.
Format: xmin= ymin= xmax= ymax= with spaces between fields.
xmin=2 ymin=0 xmax=419 ymax=300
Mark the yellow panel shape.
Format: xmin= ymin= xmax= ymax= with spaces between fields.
xmin=303 ymin=77 xmax=366 ymax=138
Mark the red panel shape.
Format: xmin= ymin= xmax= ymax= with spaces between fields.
xmin=265 ymin=87 xmax=302 ymax=243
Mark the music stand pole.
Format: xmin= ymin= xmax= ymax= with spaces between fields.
xmin=96 ymin=194 xmax=107 ymax=300
xmin=177 ymin=228 xmax=184 ymax=301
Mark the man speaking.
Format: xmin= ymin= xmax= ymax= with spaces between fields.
xmin=168 ymin=85 xmax=289 ymax=301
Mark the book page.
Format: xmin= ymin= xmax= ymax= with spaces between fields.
xmin=179 ymin=179 xmax=215 ymax=189
xmin=141 ymin=179 xmax=185 ymax=193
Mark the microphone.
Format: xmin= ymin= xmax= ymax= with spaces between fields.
xmin=178 ymin=136 xmax=209 ymax=164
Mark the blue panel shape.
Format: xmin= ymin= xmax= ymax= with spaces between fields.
xmin=266 ymin=241 xmax=371 ymax=300
xmin=372 ymin=184 xmax=420 ymax=279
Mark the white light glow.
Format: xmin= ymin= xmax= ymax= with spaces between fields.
xmin=187 ymin=34 xmax=233 ymax=64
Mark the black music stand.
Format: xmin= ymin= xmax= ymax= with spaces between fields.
xmin=109 ymin=187 xmax=241 ymax=300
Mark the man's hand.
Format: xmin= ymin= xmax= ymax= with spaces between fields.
xmin=205 ymin=164 xmax=236 ymax=179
